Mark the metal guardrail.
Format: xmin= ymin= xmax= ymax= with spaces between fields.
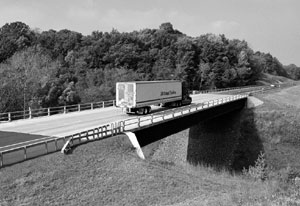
xmin=193 ymin=82 xmax=299 ymax=94
xmin=193 ymin=85 xmax=263 ymax=94
xmin=0 ymin=94 xmax=248 ymax=168
xmin=0 ymin=100 xmax=115 ymax=123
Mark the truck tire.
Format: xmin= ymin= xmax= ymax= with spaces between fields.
xmin=143 ymin=106 xmax=151 ymax=115
xmin=146 ymin=106 xmax=151 ymax=114
xmin=143 ymin=108 xmax=147 ymax=115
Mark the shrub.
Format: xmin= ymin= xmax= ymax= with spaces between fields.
xmin=243 ymin=151 xmax=267 ymax=180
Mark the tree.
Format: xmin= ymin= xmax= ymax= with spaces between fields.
xmin=0 ymin=46 xmax=59 ymax=112
xmin=152 ymin=47 xmax=176 ymax=80
xmin=175 ymin=37 xmax=198 ymax=89
xmin=284 ymin=64 xmax=300 ymax=80
xmin=0 ymin=22 xmax=35 ymax=63
xmin=159 ymin=22 xmax=174 ymax=33
xmin=58 ymin=82 xmax=81 ymax=105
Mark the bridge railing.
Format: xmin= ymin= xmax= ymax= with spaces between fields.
xmin=121 ymin=95 xmax=244 ymax=131
xmin=0 ymin=94 xmax=248 ymax=168
xmin=191 ymin=85 xmax=269 ymax=94
xmin=193 ymin=82 xmax=299 ymax=94
xmin=0 ymin=123 xmax=113 ymax=167
xmin=0 ymin=100 xmax=115 ymax=123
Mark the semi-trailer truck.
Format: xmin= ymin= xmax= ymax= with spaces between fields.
xmin=116 ymin=80 xmax=192 ymax=114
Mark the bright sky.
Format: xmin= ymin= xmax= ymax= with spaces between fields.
xmin=1 ymin=0 xmax=300 ymax=66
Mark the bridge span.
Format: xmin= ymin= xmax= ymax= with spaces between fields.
xmin=0 ymin=93 xmax=248 ymax=167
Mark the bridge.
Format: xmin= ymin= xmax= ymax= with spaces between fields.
xmin=0 ymin=84 xmax=283 ymax=168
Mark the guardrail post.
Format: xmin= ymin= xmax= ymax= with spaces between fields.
xmin=86 ymin=131 xmax=89 ymax=140
xmin=102 ymin=102 xmax=105 ymax=108
xmin=111 ymin=123 xmax=114 ymax=136
xmin=91 ymin=103 xmax=94 ymax=110
xmin=79 ymin=133 xmax=82 ymax=143
xmin=64 ymin=106 xmax=66 ymax=114
xmin=8 ymin=113 xmax=11 ymax=122
xmin=29 ymin=107 xmax=32 ymax=119
xmin=100 ymin=127 xmax=103 ymax=137
xmin=45 ymin=142 xmax=48 ymax=153
xmin=138 ymin=118 xmax=141 ymax=127
xmin=24 ymin=146 xmax=27 ymax=160
xmin=120 ymin=121 xmax=124 ymax=132
xmin=78 ymin=104 xmax=81 ymax=112
xmin=92 ymin=129 xmax=95 ymax=139
xmin=48 ymin=108 xmax=50 ymax=116
xmin=0 ymin=152 xmax=3 ymax=167
xmin=118 ymin=122 xmax=121 ymax=133
xmin=113 ymin=100 xmax=115 ymax=106
xmin=104 ymin=125 xmax=108 ymax=136
xmin=114 ymin=122 xmax=118 ymax=134
xmin=55 ymin=139 xmax=58 ymax=151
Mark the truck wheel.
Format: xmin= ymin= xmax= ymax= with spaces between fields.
xmin=147 ymin=106 xmax=151 ymax=114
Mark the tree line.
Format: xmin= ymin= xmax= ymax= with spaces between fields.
xmin=0 ymin=21 xmax=299 ymax=113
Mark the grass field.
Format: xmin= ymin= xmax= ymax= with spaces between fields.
xmin=1 ymin=84 xmax=300 ymax=205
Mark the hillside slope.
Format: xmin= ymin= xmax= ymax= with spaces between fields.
xmin=252 ymin=84 xmax=300 ymax=171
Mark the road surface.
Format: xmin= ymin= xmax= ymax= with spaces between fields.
xmin=0 ymin=93 xmax=232 ymax=149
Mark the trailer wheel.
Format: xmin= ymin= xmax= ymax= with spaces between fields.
xmin=143 ymin=106 xmax=150 ymax=115
xmin=143 ymin=108 xmax=147 ymax=115
xmin=146 ymin=106 xmax=151 ymax=114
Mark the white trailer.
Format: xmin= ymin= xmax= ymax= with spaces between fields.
xmin=116 ymin=80 xmax=191 ymax=114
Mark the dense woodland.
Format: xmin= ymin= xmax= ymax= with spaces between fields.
xmin=0 ymin=21 xmax=300 ymax=113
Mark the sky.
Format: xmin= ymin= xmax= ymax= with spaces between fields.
xmin=1 ymin=0 xmax=300 ymax=66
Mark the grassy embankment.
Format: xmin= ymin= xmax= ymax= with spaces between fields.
xmin=1 ymin=83 xmax=300 ymax=205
